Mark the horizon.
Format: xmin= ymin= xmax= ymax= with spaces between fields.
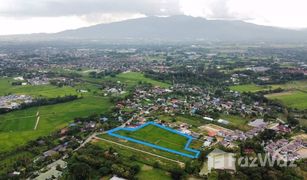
xmin=1 ymin=15 xmax=305 ymax=37
xmin=1 ymin=0 xmax=307 ymax=35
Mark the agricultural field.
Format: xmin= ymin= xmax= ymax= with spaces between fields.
xmin=219 ymin=114 xmax=252 ymax=131
xmin=0 ymin=78 xmax=78 ymax=98
xmin=115 ymin=124 xmax=197 ymax=156
xmin=230 ymin=80 xmax=307 ymax=93
xmin=265 ymin=91 xmax=307 ymax=110
xmin=99 ymin=133 xmax=192 ymax=162
xmin=271 ymin=80 xmax=307 ymax=91
xmin=107 ymin=72 xmax=170 ymax=88
xmin=229 ymin=84 xmax=271 ymax=92
xmin=82 ymin=71 xmax=170 ymax=88
xmin=0 ymin=72 xmax=170 ymax=152
xmin=0 ymin=96 xmax=112 ymax=152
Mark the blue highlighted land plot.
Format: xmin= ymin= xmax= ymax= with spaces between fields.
xmin=107 ymin=122 xmax=201 ymax=158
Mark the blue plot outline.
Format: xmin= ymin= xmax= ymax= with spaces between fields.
xmin=107 ymin=121 xmax=201 ymax=159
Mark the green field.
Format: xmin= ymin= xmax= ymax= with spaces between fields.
xmin=230 ymin=80 xmax=307 ymax=93
xmin=0 ymin=96 xmax=112 ymax=152
xmin=271 ymin=80 xmax=307 ymax=91
xmin=0 ymin=71 xmax=170 ymax=152
xmin=0 ymin=78 xmax=78 ymax=98
xmin=265 ymin=91 xmax=307 ymax=110
xmin=115 ymin=124 xmax=195 ymax=155
xmin=95 ymin=139 xmax=181 ymax=171
xmin=220 ymin=114 xmax=252 ymax=131
xmin=229 ymin=84 xmax=270 ymax=92
xmin=137 ymin=165 xmax=171 ymax=180
xmin=108 ymin=72 xmax=170 ymax=88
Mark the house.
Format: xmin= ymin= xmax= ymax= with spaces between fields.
xmin=207 ymin=149 xmax=236 ymax=173
xmin=43 ymin=150 xmax=57 ymax=157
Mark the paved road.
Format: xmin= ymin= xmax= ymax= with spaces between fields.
xmin=95 ymin=136 xmax=185 ymax=166
xmin=74 ymin=132 xmax=103 ymax=152
xmin=33 ymin=116 xmax=40 ymax=130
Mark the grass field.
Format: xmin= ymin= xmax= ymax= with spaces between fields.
xmin=0 ymin=78 xmax=78 ymax=98
xmin=115 ymin=124 xmax=195 ymax=155
xmin=108 ymin=72 xmax=170 ymax=88
xmin=220 ymin=114 xmax=252 ymax=131
xmin=230 ymin=80 xmax=307 ymax=93
xmin=100 ymin=134 xmax=192 ymax=162
xmin=0 ymin=96 xmax=112 ymax=152
xmin=0 ymin=71 xmax=170 ymax=152
xmin=137 ymin=165 xmax=171 ymax=180
xmin=231 ymin=81 xmax=307 ymax=110
xmin=265 ymin=91 xmax=307 ymax=110
xmin=271 ymin=80 xmax=307 ymax=91
xmin=229 ymin=84 xmax=270 ymax=92
xmin=158 ymin=115 xmax=206 ymax=131
xmin=94 ymin=139 xmax=183 ymax=171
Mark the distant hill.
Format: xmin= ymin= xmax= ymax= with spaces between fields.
xmin=3 ymin=15 xmax=307 ymax=43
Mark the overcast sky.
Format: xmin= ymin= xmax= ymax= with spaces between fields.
xmin=0 ymin=0 xmax=307 ymax=35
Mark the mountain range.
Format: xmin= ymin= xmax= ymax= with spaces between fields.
xmin=3 ymin=15 xmax=307 ymax=43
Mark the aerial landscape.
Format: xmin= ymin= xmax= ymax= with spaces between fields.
xmin=0 ymin=0 xmax=307 ymax=180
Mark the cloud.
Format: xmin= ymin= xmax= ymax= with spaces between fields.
xmin=1 ymin=0 xmax=307 ymax=35
xmin=0 ymin=0 xmax=180 ymax=17
xmin=179 ymin=0 xmax=307 ymax=28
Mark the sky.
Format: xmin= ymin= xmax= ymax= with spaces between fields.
xmin=0 ymin=0 xmax=307 ymax=35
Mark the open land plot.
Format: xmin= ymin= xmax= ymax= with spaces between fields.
xmin=107 ymin=72 xmax=170 ymax=88
xmin=137 ymin=165 xmax=171 ymax=180
xmin=230 ymin=80 xmax=307 ymax=93
xmin=0 ymin=96 xmax=112 ymax=152
xmin=265 ymin=90 xmax=307 ymax=110
xmin=98 ymin=133 xmax=192 ymax=163
xmin=158 ymin=115 xmax=206 ymax=130
xmin=229 ymin=84 xmax=271 ymax=92
xmin=198 ymin=124 xmax=234 ymax=134
xmin=113 ymin=123 xmax=199 ymax=156
xmin=220 ymin=114 xmax=252 ymax=131
xmin=0 ymin=78 xmax=78 ymax=98
xmin=94 ymin=138 xmax=183 ymax=171
xmin=271 ymin=80 xmax=307 ymax=91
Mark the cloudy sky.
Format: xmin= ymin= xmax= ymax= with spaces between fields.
xmin=0 ymin=0 xmax=307 ymax=35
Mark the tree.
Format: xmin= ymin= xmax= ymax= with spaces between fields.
xmin=287 ymin=116 xmax=299 ymax=127
xmin=130 ymin=164 xmax=140 ymax=175
xmin=208 ymin=170 xmax=218 ymax=180
xmin=99 ymin=166 xmax=111 ymax=176
xmin=171 ymin=168 xmax=184 ymax=180
xmin=69 ymin=162 xmax=91 ymax=180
